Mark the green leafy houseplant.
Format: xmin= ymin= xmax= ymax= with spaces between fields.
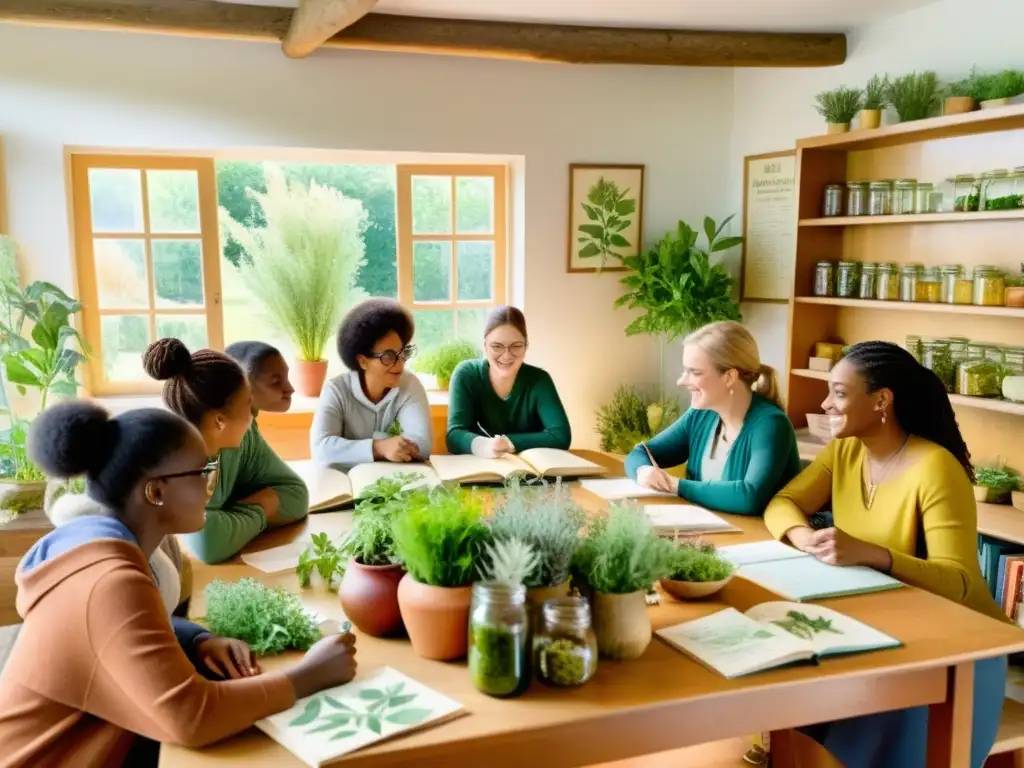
xmin=595 ymin=385 xmax=681 ymax=455
xmin=572 ymin=503 xmax=674 ymax=595
xmin=886 ymin=72 xmax=943 ymax=122
xmin=948 ymin=67 xmax=987 ymax=102
xmin=576 ymin=177 xmax=638 ymax=270
xmin=976 ymin=69 xmax=1024 ymax=103
xmin=974 ymin=466 xmax=1021 ymax=504
xmin=297 ymin=532 xmax=347 ymax=591
xmin=202 ymin=577 xmax=321 ymax=655
xmin=862 ymin=75 xmax=890 ymax=111
xmin=665 ymin=541 xmax=734 ymax=583
xmin=813 ymin=86 xmax=863 ymax=128
xmin=413 ymin=340 xmax=478 ymax=390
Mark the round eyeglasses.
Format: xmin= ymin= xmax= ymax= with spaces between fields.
xmin=368 ymin=345 xmax=417 ymax=367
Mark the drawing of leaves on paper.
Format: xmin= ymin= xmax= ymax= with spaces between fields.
xmin=771 ymin=610 xmax=843 ymax=640
xmin=294 ymin=681 xmax=435 ymax=743
xmin=577 ymin=177 xmax=636 ymax=269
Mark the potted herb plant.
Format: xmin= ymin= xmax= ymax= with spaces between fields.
xmin=886 ymin=71 xmax=943 ymax=123
xmin=813 ymin=86 xmax=862 ymax=134
xmin=973 ymin=466 xmax=1021 ymax=505
xmin=1006 ymin=275 xmax=1024 ymax=308
xmin=413 ymin=339 xmax=478 ymax=391
xmin=392 ymin=486 xmax=489 ymax=660
xmin=859 ymin=75 xmax=889 ymax=130
xmin=946 ymin=68 xmax=983 ymax=115
xmin=977 ymin=69 xmax=1024 ymax=110
xmin=659 ymin=540 xmax=735 ymax=600
xmin=221 ymin=166 xmax=368 ymax=397
xmin=595 ymin=385 xmax=681 ymax=457
xmin=337 ymin=497 xmax=405 ymax=638
xmin=571 ymin=503 xmax=674 ymax=660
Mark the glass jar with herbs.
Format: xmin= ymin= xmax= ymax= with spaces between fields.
xmin=914 ymin=182 xmax=939 ymax=214
xmin=981 ymin=169 xmax=1023 ymax=211
xmin=822 ymin=184 xmax=844 ymax=217
xmin=959 ymin=347 xmax=1005 ymax=398
xmin=916 ymin=267 xmax=941 ymax=303
xmin=899 ymin=263 xmax=923 ymax=302
xmin=534 ymin=597 xmax=598 ymax=688
xmin=1006 ymin=348 xmax=1024 ymax=376
xmin=814 ymin=260 xmax=835 ymax=297
xmin=468 ymin=583 xmax=530 ymax=698
xmin=892 ymin=179 xmax=917 ymax=215
xmin=858 ymin=262 xmax=879 ymax=299
xmin=956 ymin=342 xmax=986 ymax=395
xmin=868 ymin=181 xmax=893 ymax=216
xmin=876 ymin=263 xmax=899 ymax=301
xmin=973 ymin=267 xmax=1006 ymax=306
xmin=950 ymin=175 xmax=982 ymax=212
xmin=940 ymin=264 xmax=972 ymax=304
xmin=846 ymin=181 xmax=869 ymax=217
xmin=905 ymin=335 xmax=923 ymax=364
xmin=836 ymin=261 xmax=860 ymax=298
xmin=921 ymin=339 xmax=954 ymax=393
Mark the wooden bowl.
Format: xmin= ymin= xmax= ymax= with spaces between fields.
xmin=659 ymin=575 xmax=732 ymax=601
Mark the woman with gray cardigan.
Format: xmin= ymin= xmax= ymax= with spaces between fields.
xmin=310 ymin=299 xmax=432 ymax=470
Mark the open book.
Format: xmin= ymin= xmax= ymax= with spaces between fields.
xmin=428 ymin=448 xmax=606 ymax=484
xmin=657 ymin=602 xmax=901 ymax=679
xmin=643 ymin=504 xmax=741 ymax=536
xmin=255 ymin=666 xmax=464 ymax=767
xmin=289 ymin=461 xmax=441 ymax=512
xmin=578 ymin=478 xmax=677 ymax=501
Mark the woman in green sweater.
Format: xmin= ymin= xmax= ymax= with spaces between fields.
xmin=144 ymin=338 xmax=309 ymax=564
xmin=447 ymin=306 xmax=571 ymax=457
xmin=625 ymin=321 xmax=800 ymax=516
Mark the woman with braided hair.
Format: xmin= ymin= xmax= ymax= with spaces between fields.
xmin=765 ymin=340 xmax=1007 ymax=767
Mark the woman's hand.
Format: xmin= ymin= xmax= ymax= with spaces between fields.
xmin=636 ymin=466 xmax=679 ymax=494
xmin=804 ymin=527 xmax=893 ymax=571
xmin=287 ymin=632 xmax=358 ymax=700
xmin=491 ymin=436 xmax=515 ymax=455
xmin=373 ymin=436 xmax=417 ymax=463
xmin=195 ymin=636 xmax=260 ymax=679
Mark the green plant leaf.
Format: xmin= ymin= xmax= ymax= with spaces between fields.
xmin=329 ymin=730 xmax=358 ymax=741
xmin=308 ymin=714 xmax=352 ymax=733
xmin=616 ymin=199 xmax=636 ymax=216
xmin=710 ymin=236 xmax=744 ymax=253
xmin=367 ymin=715 xmax=382 ymax=734
xmin=3 ymin=356 xmax=42 ymax=388
xmin=323 ymin=695 xmax=353 ymax=711
xmin=578 ymin=243 xmax=601 ymax=260
xmin=289 ymin=698 xmax=322 ymax=727
xmin=359 ymin=688 xmax=385 ymax=700
xmin=577 ymin=224 xmax=604 ymax=238
xmin=609 ymin=234 xmax=630 ymax=248
xmin=582 ymin=203 xmax=601 ymax=221
xmin=703 ymin=216 xmax=716 ymax=245
xmin=386 ymin=708 xmax=433 ymax=725
xmin=387 ymin=694 xmax=416 ymax=707
xmin=48 ymin=380 xmax=78 ymax=397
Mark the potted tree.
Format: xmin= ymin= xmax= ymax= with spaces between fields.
xmin=413 ymin=339 xmax=479 ymax=391
xmin=812 ymin=86 xmax=862 ymax=134
xmin=859 ymin=75 xmax=889 ymax=130
xmin=595 ymin=385 xmax=681 ymax=457
xmin=392 ymin=486 xmax=489 ymax=660
xmin=659 ymin=540 xmax=735 ymax=600
xmin=221 ymin=165 xmax=368 ymax=397
xmin=886 ymin=71 xmax=943 ymax=123
xmin=571 ymin=503 xmax=674 ymax=660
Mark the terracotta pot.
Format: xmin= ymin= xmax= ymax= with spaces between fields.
xmin=339 ymin=559 xmax=405 ymax=638
xmin=0 ymin=479 xmax=46 ymax=514
xmin=1005 ymin=286 xmax=1024 ymax=308
xmin=591 ymin=590 xmax=651 ymax=660
xmin=1013 ymin=491 xmax=1024 ymax=513
xmin=944 ymin=96 xmax=976 ymax=115
xmin=526 ymin=580 xmax=570 ymax=622
xmin=858 ymin=109 xmax=881 ymax=130
xmin=826 ymin=122 xmax=849 ymax=135
xmin=293 ymin=359 xmax=328 ymax=397
xmin=396 ymin=574 xmax=472 ymax=661
xmin=980 ymin=97 xmax=1011 ymax=110
xmin=659 ymin=574 xmax=733 ymax=601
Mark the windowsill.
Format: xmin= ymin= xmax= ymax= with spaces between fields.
xmin=93 ymin=388 xmax=450 ymax=415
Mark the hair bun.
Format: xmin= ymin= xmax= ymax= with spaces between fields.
xmin=28 ymin=401 xmax=117 ymax=478
xmin=143 ymin=338 xmax=193 ymax=381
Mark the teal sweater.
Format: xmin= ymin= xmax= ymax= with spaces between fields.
xmin=446 ymin=359 xmax=571 ymax=454
xmin=624 ymin=394 xmax=800 ymax=516
xmin=183 ymin=423 xmax=309 ymax=564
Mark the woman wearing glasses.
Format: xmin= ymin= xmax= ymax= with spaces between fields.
xmin=447 ymin=305 xmax=571 ymax=457
xmin=310 ymin=298 xmax=432 ymax=469
xmin=144 ymin=339 xmax=309 ymax=564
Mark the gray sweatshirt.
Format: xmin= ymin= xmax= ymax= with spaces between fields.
xmin=310 ymin=369 xmax=433 ymax=470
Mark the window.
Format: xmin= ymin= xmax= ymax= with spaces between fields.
xmin=70 ymin=155 xmax=222 ymax=395
xmin=397 ymin=165 xmax=507 ymax=351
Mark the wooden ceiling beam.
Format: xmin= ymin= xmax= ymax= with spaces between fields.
xmin=0 ymin=0 xmax=847 ymax=68
xmin=283 ymin=0 xmax=378 ymax=59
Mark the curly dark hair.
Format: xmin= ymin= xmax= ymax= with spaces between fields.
xmin=336 ymin=298 xmax=415 ymax=370
xmin=28 ymin=401 xmax=195 ymax=510
xmin=225 ymin=340 xmax=283 ymax=379
xmin=143 ymin=338 xmax=246 ymax=427
xmin=843 ymin=340 xmax=974 ymax=481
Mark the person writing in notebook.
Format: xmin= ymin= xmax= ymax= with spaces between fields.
xmin=624 ymin=321 xmax=800 ymax=516
xmin=446 ymin=306 xmax=571 ymax=458
xmin=764 ymin=341 xmax=1007 ymax=767
xmin=311 ymin=299 xmax=432 ymax=471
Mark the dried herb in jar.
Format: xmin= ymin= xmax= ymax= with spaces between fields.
xmin=469 ymin=623 xmax=528 ymax=697
xmin=536 ymin=637 xmax=596 ymax=687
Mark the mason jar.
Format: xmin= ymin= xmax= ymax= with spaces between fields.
xmin=940 ymin=264 xmax=969 ymax=304
xmin=468 ymin=583 xmax=530 ymax=698
xmin=1006 ymin=347 xmax=1024 ymax=376
xmin=846 ymin=181 xmax=869 ymax=217
xmin=814 ymin=261 xmax=835 ymax=297
xmin=981 ymin=169 xmax=1022 ymax=211
xmin=959 ymin=347 xmax=1004 ymax=398
xmin=836 ymin=261 xmax=860 ymax=298
xmin=876 ymin=263 xmax=899 ymax=301
xmin=916 ymin=267 xmax=941 ymax=303
xmin=899 ymin=263 xmax=923 ymax=302
xmin=858 ymin=262 xmax=878 ymax=299
xmin=922 ymin=339 xmax=954 ymax=393
xmin=956 ymin=342 xmax=987 ymax=395
xmin=893 ymin=179 xmax=917 ymax=215
xmin=905 ymin=335 xmax=923 ymax=364
xmin=973 ymin=266 xmax=1006 ymax=306
xmin=534 ymin=597 xmax=598 ymax=688
xmin=950 ymin=175 xmax=982 ymax=212
xmin=822 ymin=184 xmax=845 ymax=217
xmin=868 ymin=182 xmax=893 ymax=216
xmin=914 ymin=182 xmax=939 ymax=214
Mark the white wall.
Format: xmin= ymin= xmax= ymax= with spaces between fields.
xmin=730 ymin=0 xmax=1024 ymax=377
xmin=0 ymin=23 xmax=734 ymax=447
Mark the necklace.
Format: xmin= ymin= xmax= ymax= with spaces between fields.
xmin=864 ymin=436 xmax=910 ymax=509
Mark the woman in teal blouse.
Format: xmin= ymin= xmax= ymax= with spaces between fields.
xmin=446 ymin=306 xmax=571 ymax=457
xmin=625 ymin=321 xmax=800 ymax=516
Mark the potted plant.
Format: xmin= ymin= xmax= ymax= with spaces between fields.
xmin=413 ymin=339 xmax=478 ymax=390
xmin=813 ymin=86 xmax=862 ymax=134
xmin=488 ymin=478 xmax=586 ymax=612
xmin=859 ymin=75 xmax=889 ymax=130
xmin=946 ymin=68 xmax=984 ymax=115
xmin=221 ymin=165 xmax=368 ymax=397
xmin=1006 ymin=275 xmax=1024 ymax=308
xmin=595 ymin=385 xmax=681 ymax=456
xmin=571 ymin=503 xmax=674 ymax=660
xmin=973 ymin=466 xmax=1021 ymax=505
xmin=977 ymin=69 xmax=1024 ymax=110
xmin=392 ymin=486 xmax=489 ymax=660
xmin=659 ymin=540 xmax=735 ymax=600
xmin=886 ymin=71 xmax=943 ymax=123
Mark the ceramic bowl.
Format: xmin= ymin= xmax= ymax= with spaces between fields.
xmin=659 ymin=575 xmax=733 ymax=601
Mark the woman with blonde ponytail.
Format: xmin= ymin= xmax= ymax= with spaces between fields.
xmin=625 ymin=321 xmax=800 ymax=516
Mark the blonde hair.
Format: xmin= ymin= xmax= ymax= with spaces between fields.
xmin=684 ymin=321 xmax=783 ymax=409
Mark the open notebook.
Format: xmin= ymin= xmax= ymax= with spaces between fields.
xmin=255 ymin=666 xmax=464 ymax=767
xmin=289 ymin=461 xmax=441 ymax=512
xmin=428 ymin=448 xmax=607 ymax=484
xmin=578 ymin=478 xmax=677 ymax=501
xmin=657 ymin=602 xmax=901 ymax=679
xmin=643 ymin=504 xmax=741 ymax=536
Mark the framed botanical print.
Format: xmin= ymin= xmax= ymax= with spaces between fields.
xmin=566 ymin=163 xmax=644 ymax=273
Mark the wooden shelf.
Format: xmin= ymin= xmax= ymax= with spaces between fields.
xmin=993 ymin=696 xmax=1024 ymax=756
xmin=978 ymin=502 xmax=1024 ymax=547
xmin=792 ymin=368 xmax=831 ymax=382
xmin=794 ymin=296 xmax=1024 ymax=319
xmin=800 ymin=210 xmax=1024 ymax=227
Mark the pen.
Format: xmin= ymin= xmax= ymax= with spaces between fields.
xmin=641 ymin=442 xmax=660 ymax=469
xmin=477 ymin=422 xmax=493 ymax=438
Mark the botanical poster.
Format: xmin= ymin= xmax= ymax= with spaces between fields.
xmin=567 ymin=164 xmax=644 ymax=272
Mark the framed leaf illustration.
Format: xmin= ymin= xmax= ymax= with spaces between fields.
xmin=566 ymin=163 xmax=645 ymax=273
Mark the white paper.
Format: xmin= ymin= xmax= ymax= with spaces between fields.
xmin=739 ymin=557 xmax=903 ymax=602
xmin=643 ymin=504 xmax=739 ymax=533
xmin=240 ymin=542 xmax=305 ymax=573
xmin=717 ymin=540 xmax=808 ymax=568
xmin=579 ymin=478 xmax=676 ymax=501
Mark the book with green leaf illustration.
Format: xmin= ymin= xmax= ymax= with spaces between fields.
xmin=289 ymin=460 xmax=441 ymax=512
xmin=656 ymin=602 xmax=901 ymax=679
xmin=255 ymin=666 xmax=465 ymax=767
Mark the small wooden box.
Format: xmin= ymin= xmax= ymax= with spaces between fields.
xmin=808 ymin=356 xmax=835 ymax=372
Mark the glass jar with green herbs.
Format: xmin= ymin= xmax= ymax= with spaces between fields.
xmin=916 ymin=267 xmax=941 ymax=303
xmin=814 ymin=260 xmax=835 ymax=297
xmin=893 ymin=179 xmax=917 ymax=215
xmin=1005 ymin=348 xmax=1024 ymax=376
xmin=868 ymin=182 xmax=893 ymax=216
xmin=956 ymin=343 xmax=987 ymax=395
xmin=905 ymin=335 xmax=923 ymax=364
xmin=922 ymin=339 xmax=954 ymax=393
xmin=950 ymin=175 xmax=982 ymax=212
xmin=959 ymin=347 xmax=1005 ymax=398
xmin=981 ymin=169 xmax=1022 ymax=211
xmin=899 ymin=263 xmax=923 ymax=302
xmin=876 ymin=263 xmax=899 ymax=301
xmin=973 ymin=267 xmax=1006 ymax=306
xmin=468 ymin=583 xmax=530 ymax=698
xmin=836 ymin=261 xmax=860 ymax=298
xmin=858 ymin=262 xmax=878 ymax=299
xmin=534 ymin=597 xmax=597 ymax=688
xmin=846 ymin=181 xmax=869 ymax=217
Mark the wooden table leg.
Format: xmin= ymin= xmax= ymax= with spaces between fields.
xmin=928 ymin=662 xmax=975 ymax=767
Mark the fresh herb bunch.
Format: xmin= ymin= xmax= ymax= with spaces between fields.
xmin=358 ymin=471 xmax=429 ymax=504
xmin=343 ymin=504 xmax=399 ymax=567
xmin=981 ymin=69 xmax=1024 ymax=101
xmin=571 ymin=503 xmax=675 ymax=594
xmin=202 ymin=578 xmax=321 ymax=655
xmin=480 ymin=537 xmax=539 ymax=586
xmin=975 ymin=466 xmax=1021 ymax=503
xmin=391 ymin=487 xmax=489 ymax=587
xmin=813 ymin=86 xmax=862 ymax=124
xmin=862 ymin=75 xmax=890 ymax=111
xmin=489 ymin=479 xmax=585 ymax=588
xmin=595 ymin=385 xmax=681 ymax=455
xmin=948 ymin=67 xmax=987 ymax=101
xmin=666 ymin=541 xmax=734 ymax=583
xmin=297 ymin=532 xmax=346 ymax=590
xmin=413 ymin=340 xmax=479 ymax=388
xmin=886 ymin=72 xmax=943 ymax=122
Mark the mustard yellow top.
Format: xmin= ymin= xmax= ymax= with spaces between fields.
xmin=765 ymin=436 xmax=1005 ymax=623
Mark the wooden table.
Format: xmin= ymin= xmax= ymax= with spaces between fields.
xmin=161 ymin=452 xmax=1024 ymax=768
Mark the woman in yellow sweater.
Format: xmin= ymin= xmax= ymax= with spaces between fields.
xmin=764 ymin=340 xmax=1007 ymax=768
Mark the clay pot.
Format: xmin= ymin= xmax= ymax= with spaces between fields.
xmin=526 ymin=580 xmax=570 ymax=623
xmin=1005 ymin=286 xmax=1024 ymax=308
xmin=396 ymin=574 xmax=472 ymax=661
xmin=944 ymin=96 xmax=976 ymax=115
xmin=826 ymin=122 xmax=849 ymax=135
xmin=858 ymin=109 xmax=881 ymax=130
xmin=293 ymin=359 xmax=328 ymax=397
xmin=591 ymin=590 xmax=651 ymax=660
xmin=981 ymin=97 xmax=1011 ymax=110
xmin=659 ymin=574 xmax=733 ymax=601
xmin=339 ymin=559 xmax=405 ymax=638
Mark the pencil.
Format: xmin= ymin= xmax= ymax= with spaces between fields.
xmin=641 ymin=442 xmax=659 ymax=468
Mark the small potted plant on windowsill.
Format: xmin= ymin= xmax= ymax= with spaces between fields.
xmin=813 ymin=85 xmax=862 ymax=135
xmin=886 ymin=71 xmax=943 ymax=123
xmin=945 ymin=68 xmax=983 ymax=115
xmin=659 ymin=540 xmax=735 ymax=600
xmin=973 ymin=466 xmax=1021 ymax=505
xmin=413 ymin=340 xmax=479 ymax=391
xmin=858 ymin=75 xmax=889 ymax=130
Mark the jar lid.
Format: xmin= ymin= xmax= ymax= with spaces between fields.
xmin=861 ymin=261 xmax=879 ymax=269
xmin=982 ymin=169 xmax=1010 ymax=179
xmin=846 ymin=180 xmax=869 ymax=186
xmin=939 ymin=264 xmax=963 ymax=273
xmin=900 ymin=263 xmax=924 ymax=271
xmin=878 ymin=262 xmax=898 ymax=270
xmin=542 ymin=596 xmax=591 ymax=628
xmin=921 ymin=267 xmax=940 ymax=278
xmin=895 ymin=178 xmax=917 ymax=185
xmin=837 ymin=260 xmax=859 ymax=267
xmin=815 ymin=260 xmax=834 ymax=266
xmin=950 ymin=174 xmax=979 ymax=182
xmin=826 ymin=183 xmax=844 ymax=189
xmin=869 ymin=181 xmax=892 ymax=188
xmin=974 ymin=265 xmax=1003 ymax=275
xmin=916 ymin=182 xmax=934 ymax=189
